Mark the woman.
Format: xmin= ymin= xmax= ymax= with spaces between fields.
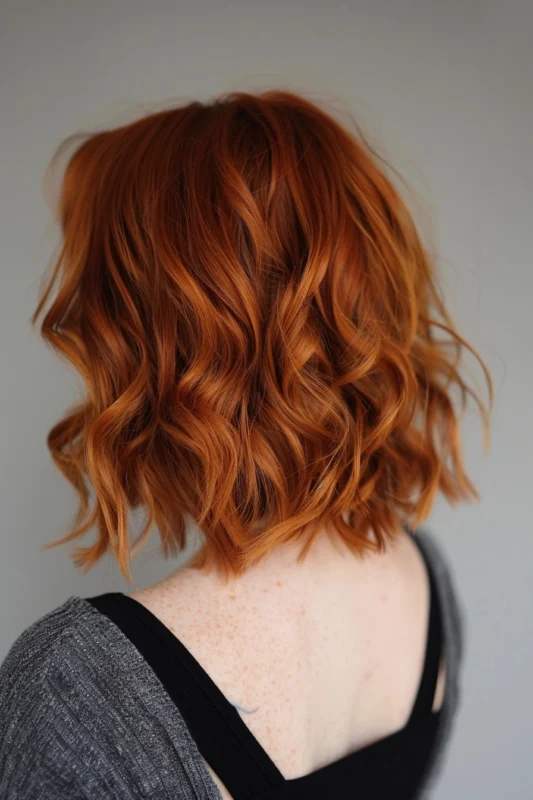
xmin=0 ymin=89 xmax=491 ymax=799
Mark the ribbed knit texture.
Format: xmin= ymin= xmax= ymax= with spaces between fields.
xmin=0 ymin=530 xmax=463 ymax=799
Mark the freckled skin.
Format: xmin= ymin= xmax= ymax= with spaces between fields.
xmin=129 ymin=528 xmax=446 ymax=800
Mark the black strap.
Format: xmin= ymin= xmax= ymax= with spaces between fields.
xmin=407 ymin=536 xmax=444 ymax=723
xmin=87 ymin=592 xmax=283 ymax=800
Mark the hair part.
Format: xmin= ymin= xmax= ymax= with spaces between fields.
xmin=33 ymin=88 xmax=492 ymax=583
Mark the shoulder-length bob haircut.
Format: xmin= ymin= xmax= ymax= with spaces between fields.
xmin=33 ymin=89 xmax=491 ymax=582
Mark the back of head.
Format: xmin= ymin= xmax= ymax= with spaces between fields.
xmin=34 ymin=89 xmax=491 ymax=582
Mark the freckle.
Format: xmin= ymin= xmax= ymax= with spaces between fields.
xmin=229 ymin=594 xmax=236 ymax=600
xmin=262 ymin=588 xmax=269 ymax=593
xmin=276 ymin=580 xmax=282 ymax=587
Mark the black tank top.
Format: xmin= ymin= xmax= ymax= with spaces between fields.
xmin=87 ymin=536 xmax=443 ymax=800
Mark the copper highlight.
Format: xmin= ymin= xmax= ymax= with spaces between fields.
xmin=33 ymin=89 xmax=492 ymax=582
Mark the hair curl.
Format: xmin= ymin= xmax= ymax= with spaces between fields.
xmin=33 ymin=89 xmax=492 ymax=582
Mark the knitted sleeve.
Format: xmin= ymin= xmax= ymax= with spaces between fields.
xmin=0 ymin=604 xmax=95 ymax=799
xmin=0 ymin=597 xmax=221 ymax=800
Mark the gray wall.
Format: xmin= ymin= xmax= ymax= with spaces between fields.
xmin=1 ymin=1 xmax=531 ymax=797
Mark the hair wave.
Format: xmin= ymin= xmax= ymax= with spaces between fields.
xmin=33 ymin=89 xmax=492 ymax=582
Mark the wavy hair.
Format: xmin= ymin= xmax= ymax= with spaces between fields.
xmin=33 ymin=89 xmax=492 ymax=582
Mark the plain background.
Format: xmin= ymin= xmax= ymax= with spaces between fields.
xmin=1 ymin=1 xmax=532 ymax=797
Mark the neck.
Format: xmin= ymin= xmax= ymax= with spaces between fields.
xmin=176 ymin=515 xmax=383 ymax=599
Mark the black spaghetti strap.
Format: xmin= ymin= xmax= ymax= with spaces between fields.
xmin=407 ymin=536 xmax=444 ymax=723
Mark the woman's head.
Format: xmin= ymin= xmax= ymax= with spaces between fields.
xmin=34 ymin=89 xmax=491 ymax=582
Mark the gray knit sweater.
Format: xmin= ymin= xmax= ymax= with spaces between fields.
xmin=0 ymin=531 xmax=463 ymax=799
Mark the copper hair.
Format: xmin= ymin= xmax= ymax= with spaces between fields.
xmin=32 ymin=89 xmax=492 ymax=582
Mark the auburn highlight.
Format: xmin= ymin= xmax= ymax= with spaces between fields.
xmin=33 ymin=89 xmax=492 ymax=582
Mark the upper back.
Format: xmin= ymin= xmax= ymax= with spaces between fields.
xmin=129 ymin=529 xmax=449 ymax=791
